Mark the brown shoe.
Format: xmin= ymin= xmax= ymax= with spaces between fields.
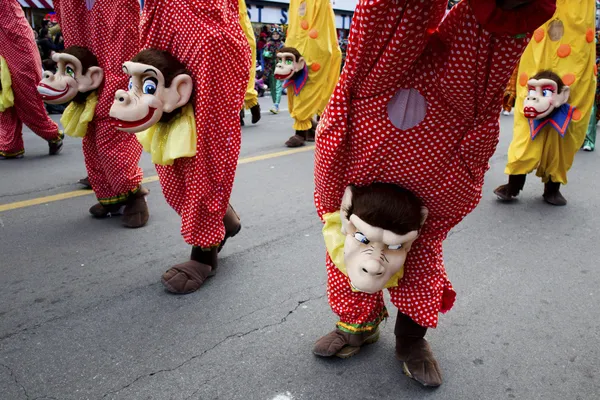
xmin=219 ymin=203 xmax=242 ymax=252
xmin=161 ymin=247 xmax=218 ymax=294
xmin=313 ymin=327 xmax=380 ymax=358
xmin=122 ymin=186 xmax=150 ymax=228
xmin=89 ymin=202 xmax=125 ymax=218
xmin=543 ymin=181 xmax=567 ymax=206
xmin=79 ymin=176 xmax=92 ymax=189
xmin=250 ymin=104 xmax=261 ymax=124
xmin=493 ymin=174 xmax=526 ymax=201
xmin=48 ymin=132 xmax=64 ymax=156
xmin=285 ymin=134 xmax=306 ymax=148
xmin=396 ymin=336 xmax=442 ymax=387
xmin=161 ymin=260 xmax=215 ymax=294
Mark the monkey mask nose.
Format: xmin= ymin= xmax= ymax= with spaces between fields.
xmin=114 ymin=89 xmax=131 ymax=105
xmin=43 ymin=71 xmax=54 ymax=80
xmin=360 ymin=259 xmax=385 ymax=277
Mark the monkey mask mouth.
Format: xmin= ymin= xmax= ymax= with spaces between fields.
xmin=109 ymin=61 xmax=193 ymax=133
xmin=37 ymin=52 xmax=103 ymax=104
xmin=274 ymin=52 xmax=305 ymax=81
xmin=523 ymin=78 xmax=570 ymax=120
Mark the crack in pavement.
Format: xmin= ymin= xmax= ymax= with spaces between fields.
xmin=183 ymin=376 xmax=217 ymax=400
xmin=101 ymin=294 xmax=326 ymax=399
xmin=1 ymin=226 xmax=322 ymax=343
xmin=1 ymin=362 xmax=29 ymax=400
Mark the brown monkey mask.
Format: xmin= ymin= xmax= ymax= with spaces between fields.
xmin=109 ymin=61 xmax=193 ymax=133
xmin=38 ymin=51 xmax=103 ymax=104
xmin=274 ymin=49 xmax=306 ymax=81
xmin=323 ymin=184 xmax=427 ymax=294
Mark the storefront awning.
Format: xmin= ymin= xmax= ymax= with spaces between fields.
xmin=18 ymin=0 xmax=54 ymax=8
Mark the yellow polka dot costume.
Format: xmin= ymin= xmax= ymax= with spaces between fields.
xmin=506 ymin=0 xmax=596 ymax=184
xmin=285 ymin=0 xmax=341 ymax=131
xmin=238 ymin=0 xmax=258 ymax=110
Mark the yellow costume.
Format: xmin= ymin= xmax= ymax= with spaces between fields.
xmin=285 ymin=0 xmax=341 ymax=131
xmin=238 ymin=0 xmax=258 ymax=109
xmin=0 ymin=56 xmax=15 ymax=112
xmin=60 ymin=91 xmax=98 ymax=138
xmin=506 ymin=0 xmax=596 ymax=184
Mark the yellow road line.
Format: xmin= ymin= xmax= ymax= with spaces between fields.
xmin=0 ymin=145 xmax=315 ymax=213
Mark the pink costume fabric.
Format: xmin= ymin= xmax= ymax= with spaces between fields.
xmin=315 ymin=0 xmax=556 ymax=329
xmin=54 ymin=0 xmax=143 ymax=205
xmin=139 ymin=0 xmax=250 ymax=248
xmin=0 ymin=0 xmax=61 ymax=158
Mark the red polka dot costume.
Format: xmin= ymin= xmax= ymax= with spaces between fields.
xmin=139 ymin=0 xmax=250 ymax=248
xmin=54 ymin=0 xmax=143 ymax=205
xmin=315 ymin=0 xmax=556 ymax=330
xmin=0 ymin=0 xmax=61 ymax=158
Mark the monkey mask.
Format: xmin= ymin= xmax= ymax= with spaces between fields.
xmin=323 ymin=184 xmax=427 ymax=294
xmin=37 ymin=50 xmax=103 ymax=104
xmin=524 ymin=71 xmax=575 ymax=140
xmin=109 ymin=61 xmax=193 ymax=133
xmin=275 ymin=47 xmax=308 ymax=96
xmin=275 ymin=48 xmax=305 ymax=80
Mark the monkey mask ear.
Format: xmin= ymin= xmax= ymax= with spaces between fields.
xmin=420 ymin=207 xmax=428 ymax=227
xmin=162 ymin=74 xmax=193 ymax=113
xmin=296 ymin=56 xmax=306 ymax=72
xmin=557 ymin=86 xmax=571 ymax=106
xmin=78 ymin=66 xmax=104 ymax=93
xmin=340 ymin=186 xmax=354 ymax=235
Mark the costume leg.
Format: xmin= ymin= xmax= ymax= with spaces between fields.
xmin=394 ymin=310 xmax=443 ymax=387
xmin=94 ymin=119 xmax=147 ymax=227
xmin=161 ymin=201 xmax=242 ymax=294
xmin=313 ymin=256 xmax=386 ymax=358
xmin=0 ymin=107 xmax=24 ymax=158
xmin=583 ymin=103 xmax=597 ymax=151
xmin=270 ymin=76 xmax=282 ymax=113
xmin=238 ymin=0 xmax=261 ymax=124
xmin=387 ymin=215 xmax=458 ymax=387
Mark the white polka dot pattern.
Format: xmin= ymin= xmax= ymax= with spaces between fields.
xmin=0 ymin=0 xmax=60 ymax=155
xmin=140 ymin=0 xmax=250 ymax=247
xmin=315 ymin=0 xmax=530 ymax=328
xmin=54 ymin=0 xmax=144 ymax=201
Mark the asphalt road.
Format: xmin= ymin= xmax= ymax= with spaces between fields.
xmin=1 ymin=96 xmax=599 ymax=400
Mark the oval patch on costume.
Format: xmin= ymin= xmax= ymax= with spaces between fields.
xmin=387 ymin=88 xmax=427 ymax=130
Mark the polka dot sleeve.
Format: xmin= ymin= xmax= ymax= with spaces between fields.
xmin=470 ymin=0 xmax=557 ymax=36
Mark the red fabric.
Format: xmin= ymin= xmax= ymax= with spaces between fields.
xmin=0 ymin=0 xmax=60 ymax=155
xmin=315 ymin=0 xmax=534 ymax=328
xmin=470 ymin=0 xmax=556 ymax=36
xmin=54 ymin=0 xmax=143 ymax=202
xmin=140 ymin=0 xmax=250 ymax=247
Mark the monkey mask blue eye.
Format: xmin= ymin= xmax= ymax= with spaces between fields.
xmin=128 ymin=78 xmax=133 ymax=91
xmin=142 ymin=78 xmax=157 ymax=95
xmin=354 ymin=232 xmax=370 ymax=245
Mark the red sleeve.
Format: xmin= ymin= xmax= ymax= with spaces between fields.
xmin=342 ymin=0 xmax=448 ymax=99
xmin=471 ymin=0 xmax=556 ymax=36
xmin=423 ymin=0 xmax=538 ymax=123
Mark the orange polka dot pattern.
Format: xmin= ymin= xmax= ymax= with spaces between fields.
xmin=0 ymin=0 xmax=60 ymax=155
xmin=140 ymin=0 xmax=250 ymax=247
xmin=54 ymin=0 xmax=144 ymax=202
xmin=315 ymin=0 xmax=531 ymax=328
